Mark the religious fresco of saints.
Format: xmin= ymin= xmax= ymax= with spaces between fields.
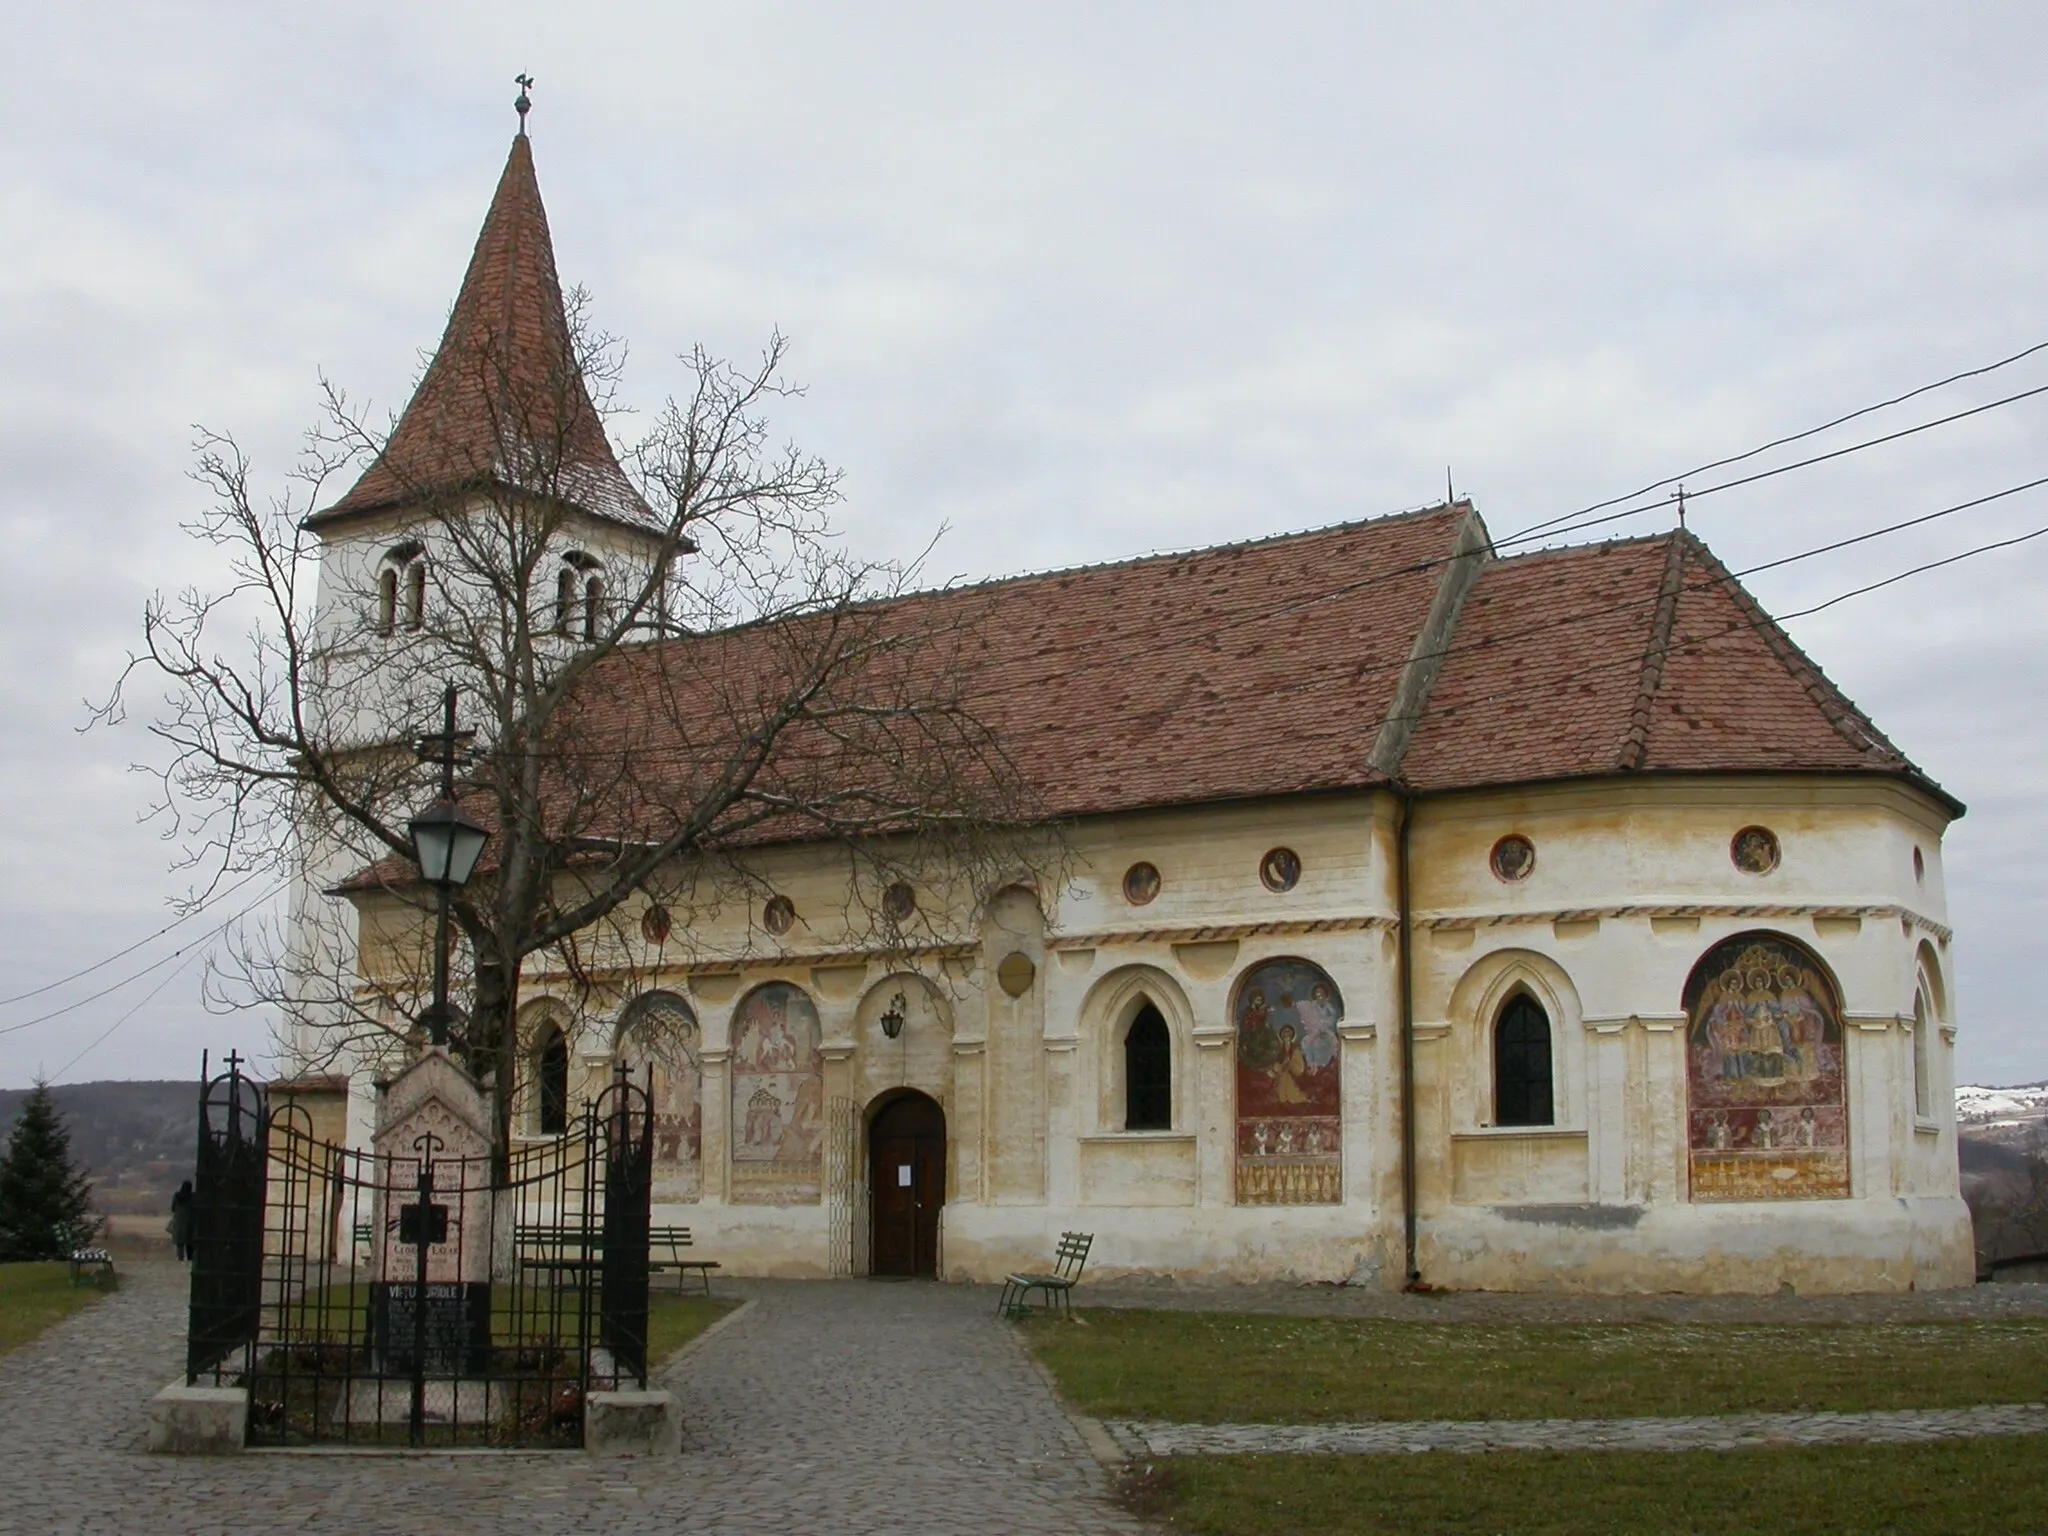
xmin=1684 ymin=934 xmax=1850 ymax=1202
xmin=1234 ymin=959 xmax=1344 ymax=1205
xmin=730 ymin=984 xmax=825 ymax=1183
xmin=614 ymin=992 xmax=703 ymax=1197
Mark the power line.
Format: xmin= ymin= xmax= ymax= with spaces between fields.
xmin=0 ymin=867 xmax=271 ymax=1009
xmin=1497 ymin=379 xmax=2048 ymax=553
xmin=47 ymin=946 xmax=209 ymax=1084
xmin=1506 ymin=336 xmax=2048 ymax=542
xmin=0 ymin=882 xmax=287 ymax=1039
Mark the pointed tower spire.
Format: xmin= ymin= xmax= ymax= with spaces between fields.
xmin=311 ymin=131 xmax=654 ymax=530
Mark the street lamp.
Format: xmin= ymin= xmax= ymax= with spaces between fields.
xmin=408 ymin=687 xmax=487 ymax=1047
xmin=879 ymin=992 xmax=907 ymax=1040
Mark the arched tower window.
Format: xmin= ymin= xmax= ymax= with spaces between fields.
xmin=1912 ymin=988 xmax=1932 ymax=1119
xmin=555 ymin=566 xmax=578 ymax=635
xmin=1494 ymin=992 xmax=1554 ymax=1127
xmin=376 ymin=542 xmax=426 ymax=637
xmin=538 ymin=1024 xmax=569 ymax=1135
xmin=583 ymin=574 xmax=605 ymax=641
xmin=404 ymin=558 xmax=427 ymax=631
xmin=1124 ymin=1004 xmax=1171 ymax=1130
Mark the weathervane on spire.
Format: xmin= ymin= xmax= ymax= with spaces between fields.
xmin=514 ymin=73 xmax=534 ymax=135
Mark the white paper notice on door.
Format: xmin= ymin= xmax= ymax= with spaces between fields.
xmin=897 ymin=1165 xmax=912 ymax=1186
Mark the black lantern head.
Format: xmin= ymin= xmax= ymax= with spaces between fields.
xmin=408 ymin=797 xmax=489 ymax=889
xmin=879 ymin=991 xmax=908 ymax=1040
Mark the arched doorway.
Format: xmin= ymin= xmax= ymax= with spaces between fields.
xmin=868 ymin=1091 xmax=945 ymax=1277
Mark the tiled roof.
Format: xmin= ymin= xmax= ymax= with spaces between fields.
xmin=308 ymin=135 xmax=655 ymax=532
xmin=342 ymin=508 xmax=1957 ymax=896
xmin=1399 ymin=530 xmax=1949 ymax=804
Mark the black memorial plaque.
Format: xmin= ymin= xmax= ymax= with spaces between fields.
xmin=369 ymin=1281 xmax=491 ymax=1374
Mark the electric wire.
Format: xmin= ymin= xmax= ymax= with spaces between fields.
xmin=0 ymin=866 xmax=270 ymax=1008
xmin=46 ymin=946 xmax=209 ymax=1083
xmin=1505 ymin=336 xmax=2048 ymax=542
xmin=0 ymin=881 xmax=288 ymax=1039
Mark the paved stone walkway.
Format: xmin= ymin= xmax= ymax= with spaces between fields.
xmin=1106 ymin=1403 xmax=2048 ymax=1458
xmin=0 ymin=1264 xmax=1145 ymax=1535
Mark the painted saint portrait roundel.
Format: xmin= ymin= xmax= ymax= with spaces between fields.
xmin=640 ymin=903 xmax=672 ymax=945
xmin=1490 ymin=835 xmax=1535 ymax=883
xmin=1122 ymin=862 xmax=1161 ymax=906
xmin=882 ymin=881 xmax=917 ymax=922
xmin=763 ymin=895 xmax=797 ymax=935
xmin=1730 ymin=826 xmax=1781 ymax=875
xmin=1259 ymin=847 xmax=1301 ymax=893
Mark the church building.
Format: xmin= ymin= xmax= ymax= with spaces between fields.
xmin=290 ymin=126 xmax=1972 ymax=1295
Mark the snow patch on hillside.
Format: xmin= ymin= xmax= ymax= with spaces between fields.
xmin=1958 ymin=1082 xmax=2048 ymax=1125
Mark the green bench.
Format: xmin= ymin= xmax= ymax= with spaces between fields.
xmin=997 ymin=1231 xmax=1092 ymax=1321
xmin=514 ymin=1223 xmax=720 ymax=1295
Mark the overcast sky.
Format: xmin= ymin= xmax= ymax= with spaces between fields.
xmin=2 ymin=3 xmax=2044 ymax=1088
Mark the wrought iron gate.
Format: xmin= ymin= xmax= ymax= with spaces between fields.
xmin=183 ymin=1060 xmax=655 ymax=1449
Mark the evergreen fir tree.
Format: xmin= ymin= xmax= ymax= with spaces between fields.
xmin=0 ymin=1082 xmax=98 ymax=1261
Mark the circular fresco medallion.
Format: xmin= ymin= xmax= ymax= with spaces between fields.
xmin=997 ymin=950 xmax=1037 ymax=997
xmin=882 ymin=881 xmax=917 ymax=922
xmin=1122 ymin=861 xmax=1161 ymax=906
xmin=1490 ymin=834 xmax=1535 ymax=883
xmin=763 ymin=894 xmax=797 ymax=935
xmin=1259 ymin=847 xmax=1302 ymax=893
xmin=640 ymin=903 xmax=672 ymax=945
xmin=1730 ymin=826 xmax=1781 ymax=875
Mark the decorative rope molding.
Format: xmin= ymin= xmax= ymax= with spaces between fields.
xmin=1047 ymin=915 xmax=1394 ymax=951
xmin=1414 ymin=903 xmax=1952 ymax=944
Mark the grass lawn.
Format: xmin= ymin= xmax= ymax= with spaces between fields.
xmin=1121 ymin=1437 xmax=2048 ymax=1535
xmin=1028 ymin=1310 xmax=2048 ymax=1424
xmin=0 ymin=1261 xmax=116 ymax=1358
xmin=648 ymin=1290 xmax=736 ymax=1368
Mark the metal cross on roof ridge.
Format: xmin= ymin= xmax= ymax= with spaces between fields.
xmin=514 ymin=73 xmax=534 ymax=135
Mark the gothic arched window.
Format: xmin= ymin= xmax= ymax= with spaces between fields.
xmin=538 ymin=1025 xmax=570 ymax=1135
xmin=1912 ymin=988 xmax=1932 ymax=1119
xmin=1124 ymin=1004 xmax=1171 ymax=1130
xmin=583 ymin=574 xmax=605 ymax=641
xmin=1494 ymin=992 xmax=1554 ymax=1127
xmin=377 ymin=567 xmax=398 ymax=635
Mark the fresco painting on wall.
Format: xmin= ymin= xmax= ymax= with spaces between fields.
xmin=1685 ymin=934 xmax=1850 ymax=1202
xmin=616 ymin=992 xmax=702 ymax=1199
xmin=1235 ymin=959 xmax=1343 ymax=1204
xmin=731 ymin=983 xmax=825 ymax=1202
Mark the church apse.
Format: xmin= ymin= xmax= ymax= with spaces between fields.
xmin=1685 ymin=934 xmax=1850 ymax=1202
xmin=615 ymin=991 xmax=702 ymax=1201
xmin=730 ymin=983 xmax=825 ymax=1204
xmin=1234 ymin=959 xmax=1343 ymax=1204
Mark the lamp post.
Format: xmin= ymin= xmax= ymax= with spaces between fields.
xmin=408 ymin=687 xmax=488 ymax=1048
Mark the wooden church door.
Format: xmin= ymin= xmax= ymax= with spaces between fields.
xmin=869 ymin=1092 xmax=945 ymax=1277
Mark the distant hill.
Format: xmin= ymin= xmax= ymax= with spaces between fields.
xmin=0 ymin=1080 xmax=195 ymax=1216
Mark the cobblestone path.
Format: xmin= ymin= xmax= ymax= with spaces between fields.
xmin=0 ymin=1263 xmax=1145 ymax=1535
xmin=1106 ymin=1403 xmax=2048 ymax=1458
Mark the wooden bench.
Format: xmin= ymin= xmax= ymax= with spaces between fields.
xmin=997 ymin=1231 xmax=1092 ymax=1321
xmin=67 ymin=1248 xmax=115 ymax=1288
xmin=649 ymin=1226 xmax=720 ymax=1297
xmin=512 ymin=1224 xmax=720 ymax=1296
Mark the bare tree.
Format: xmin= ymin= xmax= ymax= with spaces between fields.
xmin=99 ymin=267 xmax=1046 ymax=1155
